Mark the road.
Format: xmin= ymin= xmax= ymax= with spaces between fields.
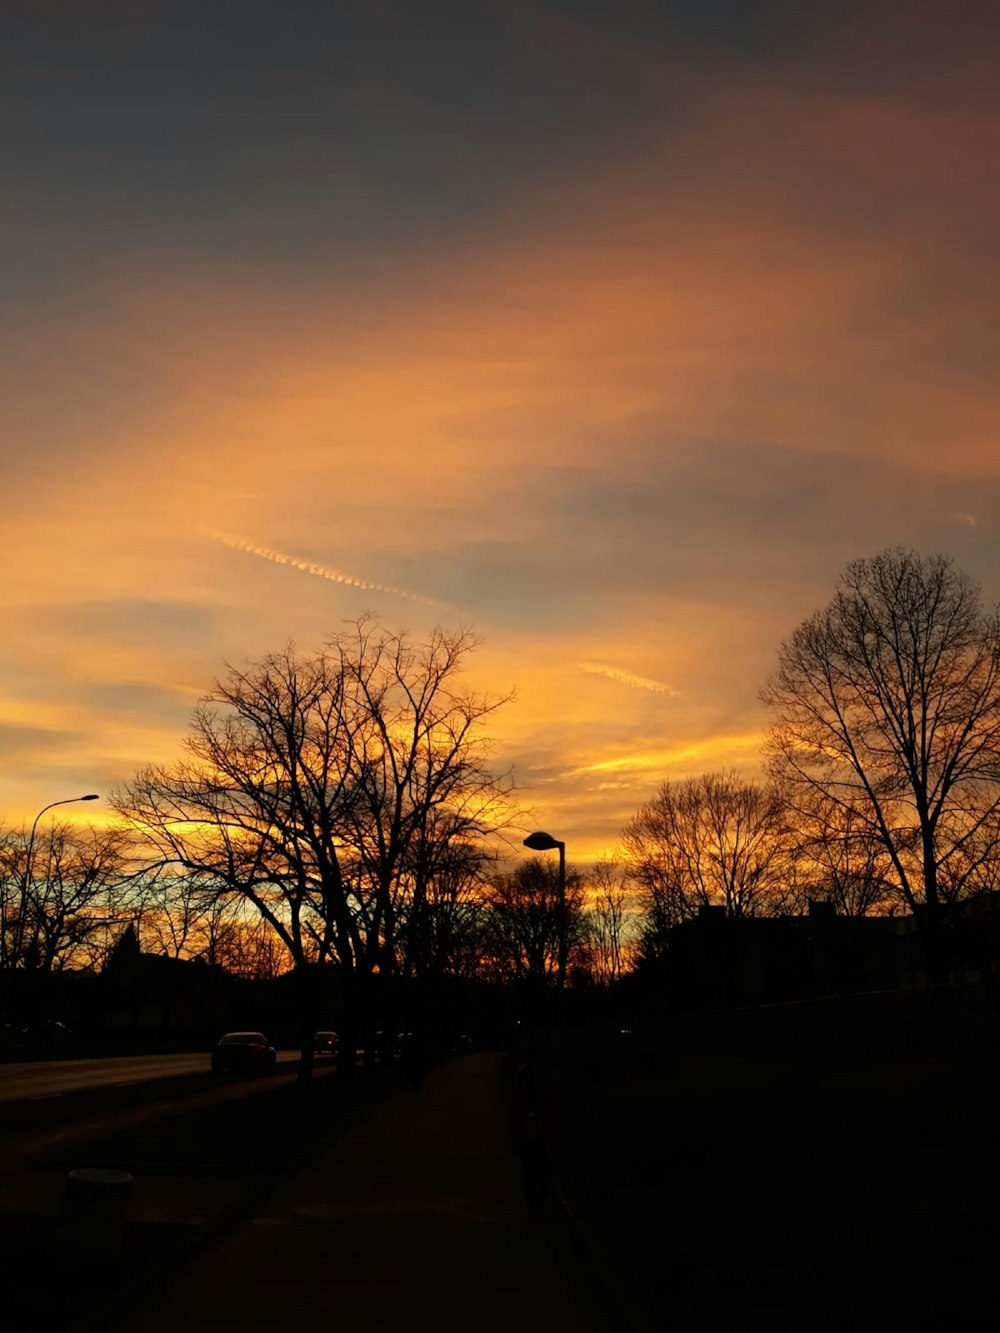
xmin=0 ymin=1050 xmax=301 ymax=1103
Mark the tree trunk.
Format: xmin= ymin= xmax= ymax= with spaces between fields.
xmin=920 ymin=833 xmax=948 ymax=986
xmin=295 ymin=964 xmax=317 ymax=1086
xmin=337 ymin=972 xmax=361 ymax=1080
xmin=918 ymin=898 xmax=948 ymax=986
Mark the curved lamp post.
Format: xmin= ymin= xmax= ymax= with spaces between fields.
xmin=18 ymin=794 xmax=99 ymax=967
xmin=523 ymin=829 xmax=567 ymax=996
xmin=25 ymin=794 xmax=100 ymax=885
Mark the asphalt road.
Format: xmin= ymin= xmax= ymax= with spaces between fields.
xmin=0 ymin=1050 xmax=301 ymax=1103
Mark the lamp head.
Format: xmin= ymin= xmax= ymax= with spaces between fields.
xmin=523 ymin=830 xmax=563 ymax=852
xmin=80 ymin=794 xmax=99 ymax=801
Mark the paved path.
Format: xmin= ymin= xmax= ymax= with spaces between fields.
xmin=109 ymin=1053 xmax=623 ymax=1332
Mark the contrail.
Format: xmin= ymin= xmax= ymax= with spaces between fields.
xmin=207 ymin=530 xmax=447 ymax=607
xmin=578 ymin=661 xmax=679 ymax=696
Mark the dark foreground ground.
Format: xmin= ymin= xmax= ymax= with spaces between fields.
xmin=2 ymin=985 xmax=997 ymax=1331
xmin=0 ymin=1062 xmax=405 ymax=1331
xmin=548 ymin=984 xmax=1000 ymax=1332
xmin=1 ymin=1053 xmax=620 ymax=1333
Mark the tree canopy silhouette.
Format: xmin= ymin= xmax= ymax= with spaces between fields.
xmin=620 ymin=769 xmax=792 ymax=957
xmin=761 ymin=547 xmax=1000 ymax=981
xmin=114 ymin=618 xmax=512 ymax=1076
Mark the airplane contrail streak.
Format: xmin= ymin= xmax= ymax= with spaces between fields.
xmin=207 ymin=530 xmax=448 ymax=607
xmin=578 ymin=661 xmax=679 ymax=695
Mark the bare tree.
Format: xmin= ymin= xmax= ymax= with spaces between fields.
xmin=792 ymin=796 xmax=895 ymax=918
xmin=0 ymin=827 xmax=27 ymax=972
xmin=129 ymin=866 xmax=241 ymax=962
xmin=935 ymin=804 xmax=1000 ymax=904
xmin=761 ymin=548 xmax=1000 ymax=981
xmin=394 ymin=829 xmax=493 ymax=984
xmin=115 ymin=643 xmax=357 ymax=1077
xmin=620 ymin=770 xmax=793 ymax=955
xmin=585 ymin=860 xmax=633 ymax=985
xmin=211 ymin=914 xmax=288 ymax=981
xmin=332 ymin=619 xmax=512 ymax=1058
xmin=114 ymin=620 xmax=511 ymax=1078
xmin=483 ymin=856 xmax=587 ymax=1014
xmin=0 ymin=822 xmax=130 ymax=973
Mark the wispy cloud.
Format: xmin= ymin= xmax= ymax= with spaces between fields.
xmin=578 ymin=661 xmax=679 ymax=696
xmin=206 ymin=531 xmax=451 ymax=609
xmin=568 ymin=732 xmax=763 ymax=778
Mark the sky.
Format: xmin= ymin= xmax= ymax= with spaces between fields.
xmin=2 ymin=0 xmax=998 ymax=862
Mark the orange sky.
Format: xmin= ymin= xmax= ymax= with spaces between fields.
xmin=2 ymin=1 xmax=998 ymax=861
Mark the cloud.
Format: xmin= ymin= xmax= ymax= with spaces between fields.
xmin=25 ymin=599 xmax=218 ymax=647
xmin=567 ymin=734 xmax=764 ymax=779
xmin=0 ymin=721 xmax=82 ymax=761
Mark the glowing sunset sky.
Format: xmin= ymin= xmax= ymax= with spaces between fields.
xmin=2 ymin=1 xmax=998 ymax=860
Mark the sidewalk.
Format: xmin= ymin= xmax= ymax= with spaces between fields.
xmin=105 ymin=1052 xmax=624 ymax=1333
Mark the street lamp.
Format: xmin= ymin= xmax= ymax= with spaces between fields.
xmin=523 ymin=829 xmax=567 ymax=996
xmin=26 ymin=793 xmax=100 ymax=869
xmin=18 ymin=794 xmax=99 ymax=966
xmin=27 ymin=794 xmax=100 ymax=847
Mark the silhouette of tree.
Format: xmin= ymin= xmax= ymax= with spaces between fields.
xmin=584 ymin=860 xmax=633 ymax=984
xmin=128 ymin=864 xmax=241 ymax=963
xmin=761 ymin=548 xmax=1000 ymax=982
xmin=103 ymin=920 xmax=141 ymax=974
xmin=791 ymin=796 xmax=895 ymax=917
xmin=395 ymin=830 xmax=492 ymax=983
xmin=620 ymin=770 xmax=793 ymax=956
xmin=208 ymin=914 xmax=288 ymax=981
xmin=114 ymin=619 xmax=511 ymax=1078
xmin=332 ymin=620 xmax=512 ymax=1060
xmin=483 ymin=856 xmax=586 ymax=1016
xmin=0 ymin=822 xmax=130 ymax=972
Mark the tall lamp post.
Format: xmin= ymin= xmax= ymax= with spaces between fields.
xmin=16 ymin=794 xmax=99 ymax=971
xmin=24 ymin=794 xmax=100 ymax=891
xmin=522 ymin=829 xmax=567 ymax=997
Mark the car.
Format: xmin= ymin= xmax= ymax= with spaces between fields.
xmin=211 ymin=1031 xmax=277 ymax=1075
xmin=33 ymin=1019 xmax=71 ymax=1041
xmin=313 ymin=1030 xmax=339 ymax=1057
